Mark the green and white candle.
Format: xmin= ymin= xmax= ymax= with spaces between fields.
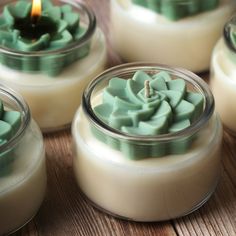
xmin=0 ymin=0 xmax=107 ymax=132
xmin=72 ymin=64 xmax=223 ymax=221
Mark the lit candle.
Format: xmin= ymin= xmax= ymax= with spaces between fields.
xmin=210 ymin=16 xmax=236 ymax=134
xmin=72 ymin=64 xmax=223 ymax=221
xmin=2 ymin=0 xmax=81 ymax=54
xmin=0 ymin=0 xmax=107 ymax=132
xmin=110 ymin=0 xmax=236 ymax=72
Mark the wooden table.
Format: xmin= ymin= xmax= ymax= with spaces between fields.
xmin=16 ymin=1 xmax=236 ymax=235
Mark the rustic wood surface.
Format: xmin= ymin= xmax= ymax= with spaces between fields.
xmin=15 ymin=0 xmax=236 ymax=235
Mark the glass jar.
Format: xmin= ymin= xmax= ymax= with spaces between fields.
xmin=0 ymin=0 xmax=107 ymax=132
xmin=110 ymin=0 xmax=236 ymax=73
xmin=72 ymin=63 xmax=223 ymax=222
xmin=0 ymin=85 xmax=46 ymax=235
xmin=210 ymin=16 xmax=236 ymax=135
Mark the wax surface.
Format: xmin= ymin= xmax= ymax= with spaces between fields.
xmin=93 ymin=71 xmax=204 ymax=159
xmin=132 ymin=0 xmax=219 ymax=20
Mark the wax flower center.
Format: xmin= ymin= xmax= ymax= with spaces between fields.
xmin=92 ymin=70 xmax=205 ymax=159
xmin=14 ymin=17 xmax=57 ymax=41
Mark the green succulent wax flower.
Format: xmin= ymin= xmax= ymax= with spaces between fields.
xmin=0 ymin=0 xmax=91 ymax=76
xmin=93 ymin=71 xmax=204 ymax=160
xmin=0 ymin=100 xmax=21 ymax=175
xmin=132 ymin=0 xmax=219 ymax=21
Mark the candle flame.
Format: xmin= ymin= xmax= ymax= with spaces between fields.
xmin=31 ymin=0 xmax=42 ymax=21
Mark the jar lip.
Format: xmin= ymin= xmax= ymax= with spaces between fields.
xmin=223 ymin=16 xmax=236 ymax=53
xmin=0 ymin=0 xmax=96 ymax=57
xmin=0 ymin=85 xmax=31 ymax=152
xmin=82 ymin=63 xmax=215 ymax=142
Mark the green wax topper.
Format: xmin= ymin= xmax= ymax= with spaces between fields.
xmin=93 ymin=71 xmax=204 ymax=160
xmin=0 ymin=0 xmax=91 ymax=76
xmin=132 ymin=0 xmax=219 ymax=21
xmin=0 ymin=100 xmax=21 ymax=174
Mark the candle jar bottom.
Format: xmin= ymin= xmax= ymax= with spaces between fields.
xmin=78 ymin=178 xmax=219 ymax=222
xmin=72 ymin=110 xmax=222 ymax=222
xmin=5 ymin=208 xmax=40 ymax=236
xmin=0 ymin=28 xmax=107 ymax=132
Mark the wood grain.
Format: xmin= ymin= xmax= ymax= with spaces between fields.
xmin=14 ymin=1 xmax=236 ymax=236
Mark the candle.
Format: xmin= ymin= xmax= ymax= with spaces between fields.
xmin=210 ymin=16 xmax=236 ymax=134
xmin=0 ymin=0 xmax=107 ymax=132
xmin=0 ymin=85 xmax=46 ymax=235
xmin=110 ymin=0 xmax=236 ymax=72
xmin=72 ymin=64 xmax=223 ymax=221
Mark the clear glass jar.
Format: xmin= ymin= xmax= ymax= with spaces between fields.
xmin=72 ymin=63 xmax=223 ymax=222
xmin=0 ymin=85 xmax=46 ymax=235
xmin=210 ymin=16 xmax=236 ymax=135
xmin=0 ymin=0 xmax=107 ymax=132
xmin=110 ymin=0 xmax=236 ymax=73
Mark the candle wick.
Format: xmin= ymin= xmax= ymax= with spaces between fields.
xmin=145 ymin=80 xmax=150 ymax=98
xmin=31 ymin=15 xmax=39 ymax=26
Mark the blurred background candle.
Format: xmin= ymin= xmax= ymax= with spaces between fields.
xmin=110 ymin=0 xmax=236 ymax=73
xmin=210 ymin=16 xmax=236 ymax=134
xmin=0 ymin=0 xmax=107 ymax=132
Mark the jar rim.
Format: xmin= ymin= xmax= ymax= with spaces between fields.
xmin=82 ymin=63 xmax=215 ymax=142
xmin=0 ymin=0 xmax=96 ymax=57
xmin=0 ymin=85 xmax=31 ymax=152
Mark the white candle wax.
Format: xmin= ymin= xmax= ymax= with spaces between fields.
xmin=72 ymin=108 xmax=222 ymax=221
